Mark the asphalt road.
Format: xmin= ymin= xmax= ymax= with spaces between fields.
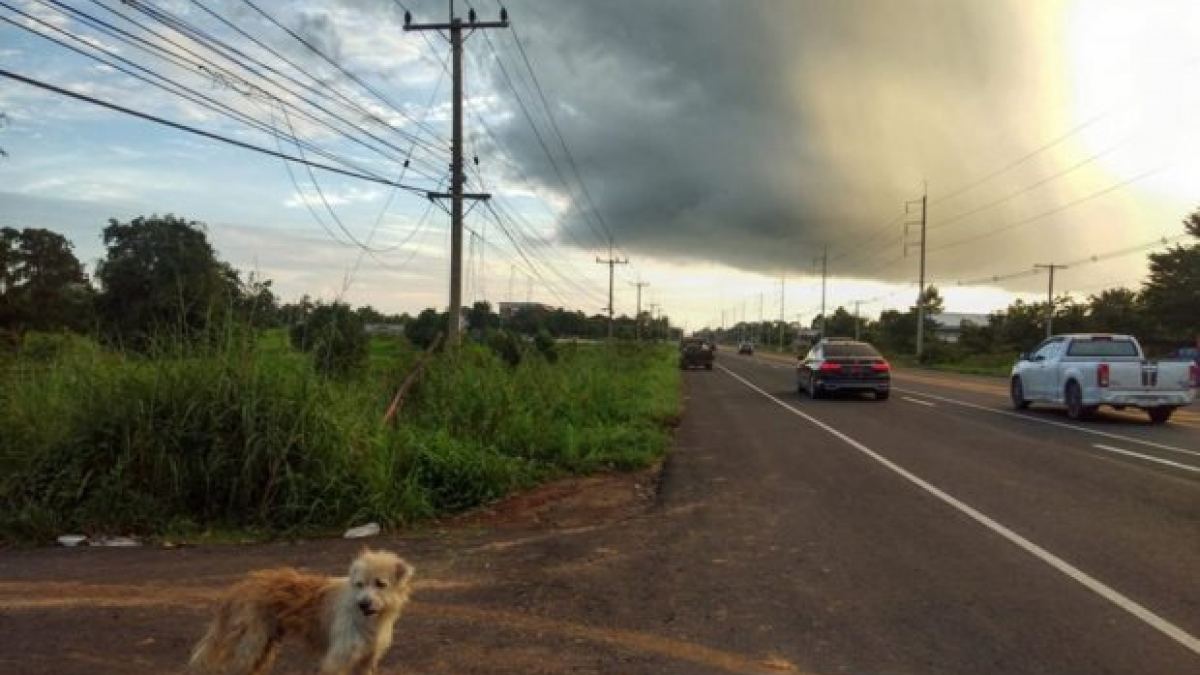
xmin=1 ymin=354 xmax=1197 ymax=675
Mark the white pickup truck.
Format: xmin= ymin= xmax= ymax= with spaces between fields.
xmin=1010 ymin=334 xmax=1198 ymax=423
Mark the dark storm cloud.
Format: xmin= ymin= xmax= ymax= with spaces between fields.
xmin=468 ymin=0 xmax=1063 ymax=281
xmin=328 ymin=0 xmax=1069 ymax=282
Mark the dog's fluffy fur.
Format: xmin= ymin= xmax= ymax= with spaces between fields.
xmin=189 ymin=550 xmax=414 ymax=675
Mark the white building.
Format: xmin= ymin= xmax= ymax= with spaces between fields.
xmin=934 ymin=312 xmax=991 ymax=343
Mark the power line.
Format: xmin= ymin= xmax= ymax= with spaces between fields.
xmin=479 ymin=28 xmax=613 ymax=254
xmin=237 ymin=0 xmax=448 ymax=145
xmin=926 ymin=163 xmax=1170 ymax=255
xmin=0 ymin=6 xmax=419 ymax=188
xmin=0 ymin=68 xmax=426 ymax=192
xmin=24 ymin=0 xmax=445 ymax=184
xmin=943 ymin=233 xmax=1190 ymax=287
xmin=507 ymin=22 xmax=620 ymax=254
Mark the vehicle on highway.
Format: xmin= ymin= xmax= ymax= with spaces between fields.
xmin=738 ymin=341 xmax=754 ymax=355
xmin=797 ymin=338 xmax=891 ymax=400
xmin=1010 ymin=334 xmax=1198 ymax=423
xmin=679 ymin=337 xmax=715 ymax=370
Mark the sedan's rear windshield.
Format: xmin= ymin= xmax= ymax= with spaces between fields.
xmin=1066 ymin=339 xmax=1139 ymax=357
xmin=825 ymin=343 xmax=881 ymax=357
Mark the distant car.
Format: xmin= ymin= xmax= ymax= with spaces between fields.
xmin=679 ymin=338 xmax=715 ymax=370
xmin=738 ymin=342 xmax=754 ymax=355
xmin=797 ymin=338 xmax=890 ymax=400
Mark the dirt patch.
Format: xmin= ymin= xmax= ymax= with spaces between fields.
xmin=439 ymin=461 xmax=663 ymax=531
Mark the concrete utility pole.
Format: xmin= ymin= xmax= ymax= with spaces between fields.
xmin=630 ymin=280 xmax=649 ymax=340
xmin=405 ymin=3 xmax=508 ymax=347
xmin=1034 ymin=263 xmax=1068 ymax=338
xmin=778 ymin=274 xmax=786 ymax=351
xmin=596 ymin=252 xmax=628 ymax=339
xmin=758 ymin=292 xmax=764 ymax=345
xmin=905 ymin=188 xmax=928 ymax=360
xmin=814 ymin=246 xmax=828 ymax=339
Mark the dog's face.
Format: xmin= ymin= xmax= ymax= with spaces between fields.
xmin=348 ymin=550 xmax=414 ymax=619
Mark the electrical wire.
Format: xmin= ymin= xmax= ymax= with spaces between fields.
xmin=0 ymin=68 xmax=426 ymax=192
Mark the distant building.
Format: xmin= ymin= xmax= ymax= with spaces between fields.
xmin=498 ymin=301 xmax=554 ymax=318
xmin=934 ymin=312 xmax=990 ymax=343
xmin=364 ymin=323 xmax=405 ymax=336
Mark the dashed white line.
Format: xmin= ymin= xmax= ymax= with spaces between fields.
xmin=902 ymin=396 xmax=936 ymax=407
xmin=892 ymin=386 xmax=1200 ymax=459
xmin=718 ymin=364 xmax=1200 ymax=657
xmin=1092 ymin=444 xmax=1200 ymax=474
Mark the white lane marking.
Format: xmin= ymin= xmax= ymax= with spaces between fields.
xmin=1092 ymin=444 xmax=1200 ymax=474
xmin=893 ymin=386 xmax=1200 ymax=459
xmin=902 ymin=396 xmax=937 ymax=407
xmin=717 ymin=364 xmax=1200 ymax=657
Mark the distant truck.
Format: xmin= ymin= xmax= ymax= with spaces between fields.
xmin=1010 ymin=334 xmax=1198 ymax=423
xmin=679 ymin=338 xmax=715 ymax=370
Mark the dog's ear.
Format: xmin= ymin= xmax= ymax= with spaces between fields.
xmin=393 ymin=557 xmax=414 ymax=584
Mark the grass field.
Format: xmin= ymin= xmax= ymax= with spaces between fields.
xmin=0 ymin=331 xmax=681 ymax=542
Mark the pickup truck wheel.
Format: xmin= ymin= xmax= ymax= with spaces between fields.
xmin=1010 ymin=377 xmax=1030 ymax=410
xmin=1147 ymin=406 xmax=1175 ymax=424
xmin=1064 ymin=381 xmax=1095 ymax=420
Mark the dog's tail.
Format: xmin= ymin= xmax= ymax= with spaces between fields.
xmin=188 ymin=596 xmax=235 ymax=672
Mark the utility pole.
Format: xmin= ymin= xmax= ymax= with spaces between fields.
xmin=1034 ymin=263 xmax=1068 ymax=338
xmin=778 ymin=274 xmax=786 ymax=351
xmin=630 ymin=280 xmax=650 ymax=340
xmin=405 ymin=3 xmax=508 ymax=348
xmin=758 ymin=292 xmax=764 ymax=345
xmin=596 ymin=252 xmax=628 ymax=339
xmin=814 ymin=246 xmax=828 ymax=339
xmin=905 ymin=187 xmax=928 ymax=360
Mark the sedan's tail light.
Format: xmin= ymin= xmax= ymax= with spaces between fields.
xmin=819 ymin=362 xmax=842 ymax=372
xmin=1097 ymin=362 xmax=1110 ymax=388
xmin=1190 ymin=363 xmax=1198 ymax=388
xmin=871 ymin=361 xmax=891 ymax=372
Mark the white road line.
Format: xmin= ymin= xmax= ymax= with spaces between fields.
xmin=902 ymin=396 xmax=936 ymax=407
xmin=1092 ymin=444 xmax=1200 ymax=474
xmin=717 ymin=364 xmax=1200 ymax=657
xmin=893 ymin=386 xmax=1200 ymax=459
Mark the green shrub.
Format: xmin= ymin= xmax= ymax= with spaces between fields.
xmin=0 ymin=333 xmax=681 ymax=541
xmin=289 ymin=303 xmax=369 ymax=378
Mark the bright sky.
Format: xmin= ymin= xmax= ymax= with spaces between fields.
xmin=2 ymin=0 xmax=1199 ymax=331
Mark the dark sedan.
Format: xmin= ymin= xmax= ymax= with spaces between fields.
xmin=797 ymin=339 xmax=891 ymax=400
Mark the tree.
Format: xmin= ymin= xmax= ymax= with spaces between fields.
xmin=819 ymin=307 xmax=858 ymax=338
xmin=288 ymin=302 xmax=368 ymax=378
xmin=94 ymin=215 xmax=237 ymax=349
xmin=1087 ymin=288 xmax=1143 ymax=335
xmin=405 ymin=308 xmax=446 ymax=349
xmin=465 ymin=301 xmax=499 ymax=333
xmin=0 ymin=227 xmax=92 ymax=333
xmin=1141 ymin=209 xmax=1200 ymax=343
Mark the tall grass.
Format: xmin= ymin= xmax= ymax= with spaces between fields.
xmin=0 ymin=333 xmax=680 ymax=541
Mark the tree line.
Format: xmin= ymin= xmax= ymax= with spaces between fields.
xmin=0 ymin=214 xmax=674 ymax=355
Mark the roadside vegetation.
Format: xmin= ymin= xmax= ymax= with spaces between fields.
xmin=0 ymin=216 xmax=681 ymax=542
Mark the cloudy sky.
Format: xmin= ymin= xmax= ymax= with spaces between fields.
xmin=2 ymin=0 xmax=1200 ymax=331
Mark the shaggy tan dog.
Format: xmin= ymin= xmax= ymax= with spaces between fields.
xmin=189 ymin=550 xmax=414 ymax=675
